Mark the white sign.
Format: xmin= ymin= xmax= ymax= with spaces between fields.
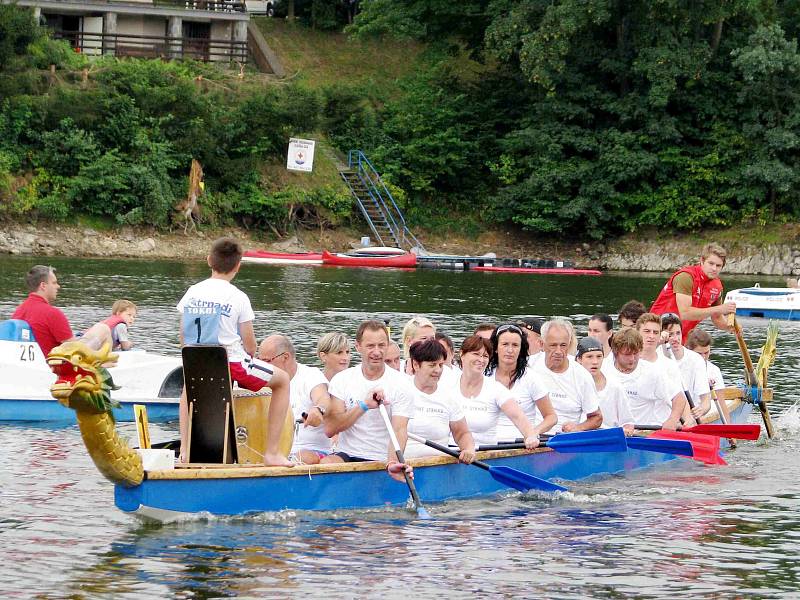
xmin=287 ymin=138 xmax=315 ymax=172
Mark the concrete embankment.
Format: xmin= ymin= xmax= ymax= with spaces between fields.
xmin=1 ymin=223 xmax=798 ymax=276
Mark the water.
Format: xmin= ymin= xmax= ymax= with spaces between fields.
xmin=1 ymin=255 xmax=798 ymax=598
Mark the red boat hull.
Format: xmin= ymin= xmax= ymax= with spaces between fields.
xmin=321 ymin=250 xmax=418 ymax=268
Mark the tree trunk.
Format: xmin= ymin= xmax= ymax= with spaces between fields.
xmin=288 ymin=0 xmax=295 ymax=20
xmin=711 ymin=18 xmax=724 ymax=54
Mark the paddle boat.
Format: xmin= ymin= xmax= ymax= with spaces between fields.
xmin=45 ymin=337 xmax=767 ymax=522
xmin=0 ymin=319 xmax=182 ymax=422
xmin=321 ymin=250 xmax=417 ymax=268
xmin=241 ymin=250 xmax=323 ymax=266
xmin=725 ymin=284 xmax=800 ymax=320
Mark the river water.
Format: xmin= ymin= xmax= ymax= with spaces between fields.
xmin=1 ymin=255 xmax=798 ymax=598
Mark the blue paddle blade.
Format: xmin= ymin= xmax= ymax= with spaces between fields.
xmin=545 ymin=427 xmax=628 ymax=453
xmin=488 ymin=465 xmax=567 ymax=493
xmin=626 ymin=436 xmax=694 ymax=457
xmin=416 ymin=506 xmax=433 ymax=519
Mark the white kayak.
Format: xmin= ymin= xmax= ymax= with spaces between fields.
xmin=725 ymin=284 xmax=800 ymax=320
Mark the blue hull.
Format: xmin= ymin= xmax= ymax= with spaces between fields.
xmin=0 ymin=399 xmax=178 ymax=423
xmin=115 ymin=448 xmax=679 ymax=517
xmin=736 ymin=308 xmax=800 ymax=320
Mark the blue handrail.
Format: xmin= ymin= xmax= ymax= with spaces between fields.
xmin=346 ymin=150 xmax=425 ymax=251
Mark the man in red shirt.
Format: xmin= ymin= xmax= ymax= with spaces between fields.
xmin=650 ymin=243 xmax=736 ymax=342
xmin=11 ymin=265 xmax=74 ymax=356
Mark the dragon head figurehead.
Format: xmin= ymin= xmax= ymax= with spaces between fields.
xmin=47 ymin=341 xmax=120 ymax=414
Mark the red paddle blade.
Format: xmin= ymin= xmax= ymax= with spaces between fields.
xmin=650 ymin=430 xmax=727 ymax=466
xmin=681 ymin=423 xmax=761 ymax=441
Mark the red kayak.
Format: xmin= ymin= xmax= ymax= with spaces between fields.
xmin=242 ymin=250 xmax=323 ymax=265
xmin=322 ymin=250 xmax=418 ymax=268
xmin=472 ymin=266 xmax=602 ymax=276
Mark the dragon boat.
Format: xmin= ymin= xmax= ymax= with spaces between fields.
xmin=0 ymin=319 xmax=182 ymax=422
xmin=46 ymin=339 xmax=768 ymax=523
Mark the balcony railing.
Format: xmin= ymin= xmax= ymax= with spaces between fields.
xmin=152 ymin=0 xmax=246 ymax=13
xmin=52 ymin=30 xmax=248 ymax=63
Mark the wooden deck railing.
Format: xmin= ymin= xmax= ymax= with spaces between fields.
xmin=52 ymin=30 xmax=248 ymax=63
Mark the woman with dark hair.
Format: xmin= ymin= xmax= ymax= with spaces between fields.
xmin=435 ymin=330 xmax=461 ymax=376
xmin=404 ymin=339 xmax=475 ymax=462
xmin=488 ymin=324 xmax=558 ymax=441
xmin=455 ymin=335 xmax=541 ymax=448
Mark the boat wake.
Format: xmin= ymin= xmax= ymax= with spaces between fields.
xmin=775 ymin=401 xmax=800 ymax=432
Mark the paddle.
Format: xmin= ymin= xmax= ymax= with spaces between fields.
xmin=406 ymin=432 xmax=567 ymax=493
xmin=635 ymin=423 xmax=761 ymax=440
xmin=625 ymin=436 xmax=695 ymax=457
xmin=493 ymin=429 xmax=697 ymax=459
xmin=729 ymin=315 xmax=774 ymax=438
xmin=479 ymin=427 xmax=628 ymax=453
xmin=649 ymin=430 xmax=726 ymax=465
xmin=377 ymin=404 xmax=432 ymax=519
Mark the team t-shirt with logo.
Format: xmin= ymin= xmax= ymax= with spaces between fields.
xmin=493 ymin=368 xmax=549 ymax=441
xmin=596 ymin=377 xmax=634 ymax=428
xmin=532 ymin=360 xmax=599 ymax=433
xmin=405 ymin=383 xmax=465 ymax=458
xmin=453 ymin=375 xmax=517 ymax=446
xmin=176 ymin=278 xmax=254 ymax=363
xmin=290 ymin=362 xmax=331 ymax=453
xmin=659 ymin=346 xmax=712 ymax=404
xmin=602 ymin=359 xmax=675 ymax=424
xmin=328 ymin=365 xmax=415 ymax=461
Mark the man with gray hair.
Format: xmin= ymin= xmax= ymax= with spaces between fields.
xmin=11 ymin=265 xmax=74 ymax=356
xmin=259 ymin=334 xmax=332 ymax=464
xmin=532 ymin=318 xmax=602 ymax=433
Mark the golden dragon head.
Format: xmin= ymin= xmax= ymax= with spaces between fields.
xmin=47 ymin=341 xmax=120 ymax=414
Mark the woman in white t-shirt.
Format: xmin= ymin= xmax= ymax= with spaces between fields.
xmin=405 ymin=339 xmax=475 ymax=462
xmin=454 ymin=335 xmax=543 ymax=448
xmin=488 ymin=323 xmax=557 ymax=441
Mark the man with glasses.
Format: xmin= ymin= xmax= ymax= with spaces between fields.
xmin=650 ymin=242 xmax=737 ymax=342
xmin=259 ymin=334 xmax=332 ymax=464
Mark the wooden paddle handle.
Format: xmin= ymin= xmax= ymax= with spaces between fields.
xmin=729 ymin=315 xmax=757 ymax=384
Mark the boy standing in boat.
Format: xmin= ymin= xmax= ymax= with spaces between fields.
xmin=321 ymin=319 xmax=415 ymax=482
xmin=176 ymin=237 xmax=293 ymax=467
xmin=650 ymin=243 xmax=737 ymax=342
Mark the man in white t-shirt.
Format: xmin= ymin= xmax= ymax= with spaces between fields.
xmin=385 ymin=341 xmax=401 ymax=371
xmin=686 ymin=328 xmax=733 ymax=424
xmin=602 ymin=328 xmax=685 ymax=430
xmin=321 ymin=320 xmax=416 ymax=482
xmin=259 ymin=334 xmax=332 ymax=464
xmin=634 ymin=312 xmax=691 ymax=424
xmin=534 ymin=319 xmax=602 ymax=433
xmin=176 ymin=238 xmax=291 ymax=467
xmin=659 ymin=313 xmax=712 ymax=421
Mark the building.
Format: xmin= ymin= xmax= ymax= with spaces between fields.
xmin=8 ymin=0 xmax=250 ymax=64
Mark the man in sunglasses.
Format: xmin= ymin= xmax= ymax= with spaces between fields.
xmin=259 ymin=334 xmax=332 ymax=464
xmin=650 ymin=243 xmax=737 ymax=342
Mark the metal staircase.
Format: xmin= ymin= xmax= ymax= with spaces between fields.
xmin=340 ymin=150 xmax=425 ymax=252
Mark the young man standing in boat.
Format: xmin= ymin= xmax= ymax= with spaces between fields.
xmin=12 ymin=265 xmax=75 ymax=357
xmin=176 ymin=237 xmax=293 ymax=467
xmin=259 ymin=334 xmax=332 ymax=465
xmin=320 ymin=319 xmax=416 ymax=482
xmin=532 ymin=319 xmax=602 ymax=433
xmin=601 ymin=328 xmax=686 ymax=430
xmin=650 ymin=243 xmax=737 ymax=342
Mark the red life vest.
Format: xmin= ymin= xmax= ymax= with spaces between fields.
xmin=650 ymin=263 xmax=724 ymax=341
xmin=102 ymin=315 xmax=127 ymax=347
